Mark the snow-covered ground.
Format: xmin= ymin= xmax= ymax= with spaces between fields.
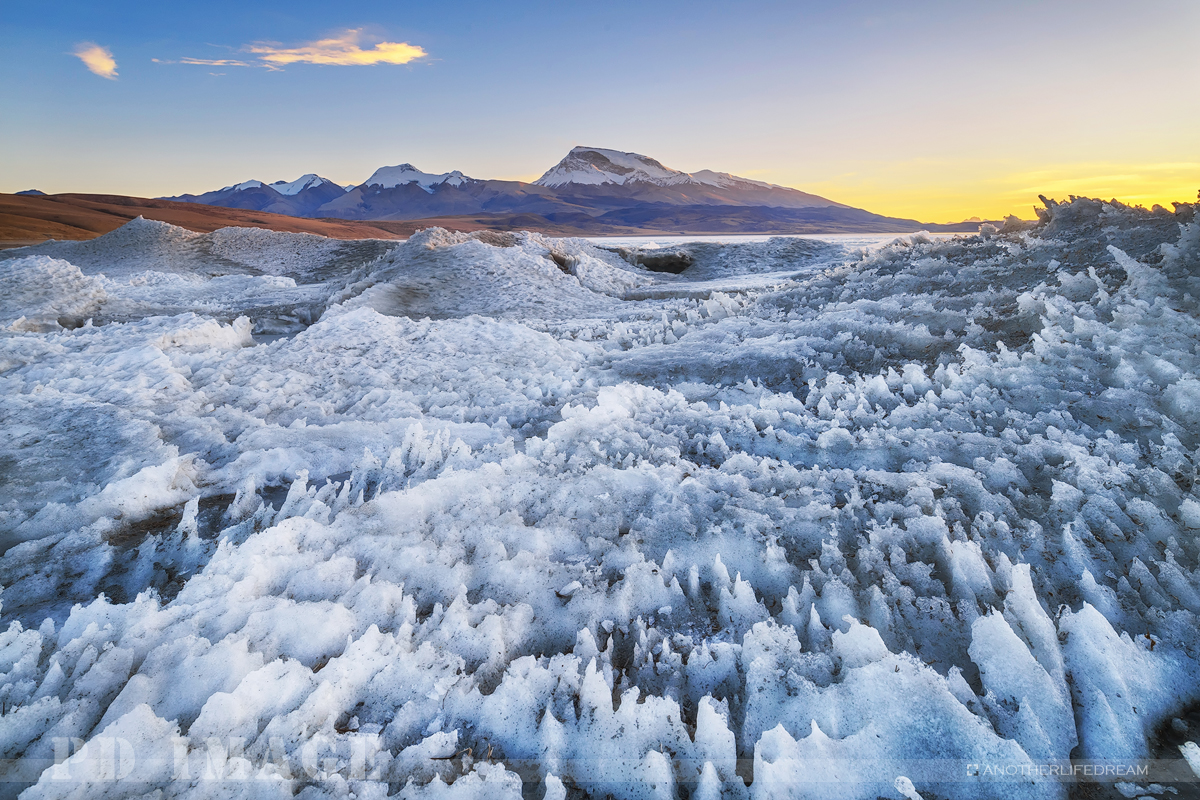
xmin=1 ymin=199 xmax=1198 ymax=799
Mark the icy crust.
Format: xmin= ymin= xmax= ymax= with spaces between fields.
xmin=0 ymin=256 xmax=320 ymax=337
xmin=0 ymin=199 xmax=1199 ymax=798
xmin=0 ymin=219 xmax=395 ymax=335
xmin=0 ymin=222 xmax=660 ymax=331
xmin=606 ymin=236 xmax=847 ymax=285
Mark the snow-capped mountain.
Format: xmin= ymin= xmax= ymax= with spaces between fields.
xmin=534 ymin=146 xmax=778 ymax=191
xmin=167 ymin=174 xmax=349 ymax=217
xmin=215 ymin=175 xmax=340 ymax=196
xmin=531 ymin=146 xmax=842 ymax=210
xmin=166 ymin=148 xmax=899 ymax=230
xmin=534 ymin=147 xmax=687 ymax=187
xmin=363 ymin=164 xmax=472 ymax=192
xmin=218 ymin=180 xmax=265 ymax=192
xmin=268 ymin=174 xmax=340 ymax=196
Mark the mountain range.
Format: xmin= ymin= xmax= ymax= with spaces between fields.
xmin=164 ymin=147 xmax=979 ymax=234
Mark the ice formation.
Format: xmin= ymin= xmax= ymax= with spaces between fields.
xmin=1 ymin=198 xmax=1199 ymax=799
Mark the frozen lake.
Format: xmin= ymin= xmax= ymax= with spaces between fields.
xmin=1 ymin=200 xmax=1198 ymax=798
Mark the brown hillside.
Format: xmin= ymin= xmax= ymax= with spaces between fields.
xmin=1 ymin=193 xmax=977 ymax=249
xmin=0 ymin=193 xmax=512 ymax=248
xmin=0 ymin=193 xmax=660 ymax=248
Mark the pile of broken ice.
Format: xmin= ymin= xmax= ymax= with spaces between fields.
xmin=0 ymin=198 xmax=1198 ymax=799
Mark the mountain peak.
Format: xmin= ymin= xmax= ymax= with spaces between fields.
xmin=363 ymin=164 xmax=471 ymax=192
xmin=219 ymin=179 xmax=266 ymax=192
xmin=268 ymin=174 xmax=335 ymax=196
xmin=170 ymin=148 xmax=844 ymax=221
xmin=532 ymin=146 xmax=785 ymax=192
xmin=534 ymin=147 xmax=689 ymax=188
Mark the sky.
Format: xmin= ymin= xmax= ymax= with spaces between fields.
xmin=2 ymin=0 xmax=1198 ymax=222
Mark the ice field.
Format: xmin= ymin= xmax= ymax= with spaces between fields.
xmin=1 ymin=197 xmax=1199 ymax=799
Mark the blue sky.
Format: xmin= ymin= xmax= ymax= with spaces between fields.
xmin=2 ymin=0 xmax=1197 ymax=220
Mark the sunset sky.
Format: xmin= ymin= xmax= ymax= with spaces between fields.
xmin=2 ymin=0 xmax=1197 ymax=222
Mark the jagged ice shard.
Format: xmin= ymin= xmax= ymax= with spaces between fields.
xmin=0 ymin=197 xmax=1199 ymax=799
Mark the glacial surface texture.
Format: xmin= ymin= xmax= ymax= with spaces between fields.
xmin=1 ymin=199 xmax=1198 ymax=799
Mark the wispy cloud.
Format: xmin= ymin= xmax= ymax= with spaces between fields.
xmin=248 ymin=29 xmax=427 ymax=66
xmin=163 ymin=29 xmax=427 ymax=71
xmin=73 ymin=42 xmax=118 ymax=79
xmin=151 ymin=55 xmax=268 ymax=72
xmin=179 ymin=57 xmax=254 ymax=67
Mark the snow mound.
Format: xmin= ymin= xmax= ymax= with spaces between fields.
xmin=1 ymin=197 xmax=1199 ymax=798
xmin=4 ymin=217 xmax=207 ymax=276
xmin=0 ymin=217 xmax=394 ymax=281
xmin=333 ymin=228 xmax=651 ymax=320
xmin=0 ymin=255 xmax=109 ymax=331
xmin=204 ymin=225 xmax=358 ymax=276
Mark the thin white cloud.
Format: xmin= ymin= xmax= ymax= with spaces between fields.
xmin=151 ymin=56 xmax=270 ymax=71
xmin=247 ymin=29 xmax=427 ymax=66
xmin=164 ymin=28 xmax=427 ymax=71
xmin=180 ymin=57 xmax=254 ymax=67
xmin=73 ymin=42 xmax=118 ymax=79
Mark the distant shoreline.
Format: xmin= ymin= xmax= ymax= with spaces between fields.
xmin=1 ymin=191 xmax=997 ymax=247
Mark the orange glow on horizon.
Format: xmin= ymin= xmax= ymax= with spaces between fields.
xmin=787 ymin=160 xmax=1200 ymax=223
